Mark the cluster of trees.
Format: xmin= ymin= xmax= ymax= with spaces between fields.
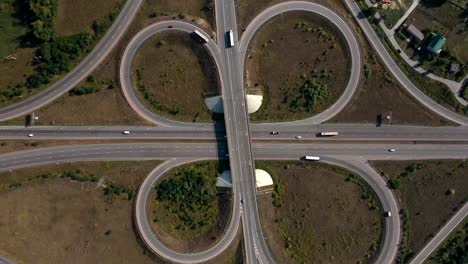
xmin=28 ymin=0 xmax=58 ymax=42
xmin=27 ymin=33 xmax=92 ymax=88
xmin=156 ymin=166 xmax=217 ymax=230
xmin=289 ymin=79 xmax=328 ymax=112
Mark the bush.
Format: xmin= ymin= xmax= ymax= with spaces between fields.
xmin=462 ymin=87 xmax=468 ymax=101
xmin=92 ymin=20 xmax=108 ymax=37
xmin=61 ymin=170 xmax=99 ymax=182
xmin=388 ymin=178 xmax=401 ymax=189
xmin=104 ymin=184 xmax=135 ymax=200
xmin=289 ymin=79 xmax=328 ymax=112
xmin=26 ymin=73 xmax=49 ymax=88
xmin=69 ymin=85 xmax=99 ymax=96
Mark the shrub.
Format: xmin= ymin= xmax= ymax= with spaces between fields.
xmin=388 ymin=178 xmax=401 ymax=189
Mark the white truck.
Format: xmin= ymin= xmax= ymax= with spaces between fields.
xmin=227 ymin=30 xmax=234 ymax=47
xmin=303 ymin=156 xmax=320 ymax=161
xmin=319 ymin=131 xmax=339 ymax=136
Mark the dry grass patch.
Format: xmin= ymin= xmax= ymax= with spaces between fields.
xmin=55 ymin=0 xmax=123 ymax=36
xmin=133 ymin=32 xmax=220 ymax=123
xmin=330 ymin=51 xmax=452 ymax=126
xmin=256 ymin=161 xmax=382 ymax=264
xmin=247 ymin=12 xmax=350 ymax=122
xmin=0 ymin=161 xmax=168 ymax=264
xmin=371 ymin=159 xmax=468 ymax=263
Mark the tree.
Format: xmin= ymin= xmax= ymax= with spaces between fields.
xmin=388 ymin=178 xmax=401 ymax=189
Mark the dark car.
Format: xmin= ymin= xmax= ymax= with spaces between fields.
xmin=270 ymin=131 xmax=280 ymax=135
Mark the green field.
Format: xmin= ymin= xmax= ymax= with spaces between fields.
xmin=0 ymin=0 xmax=29 ymax=58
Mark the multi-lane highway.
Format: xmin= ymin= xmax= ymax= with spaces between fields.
xmin=0 ymin=0 xmax=467 ymax=263
xmin=1 ymin=124 xmax=468 ymax=142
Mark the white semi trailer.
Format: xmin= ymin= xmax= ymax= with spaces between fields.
xmin=319 ymin=131 xmax=339 ymax=136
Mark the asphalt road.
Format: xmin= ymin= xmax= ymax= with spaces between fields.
xmin=343 ymin=0 xmax=468 ymax=126
xmin=409 ymin=202 xmax=468 ymax=264
xmin=134 ymin=158 xmax=241 ymax=264
xmin=238 ymin=1 xmax=362 ymax=125
xmin=214 ymin=0 xmax=267 ymax=262
xmin=1 ymin=124 xmax=468 ymax=142
xmin=0 ymin=0 xmax=143 ymax=122
xmin=119 ymin=20 xmax=222 ymax=127
xmin=0 ymin=0 xmax=466 ymax=262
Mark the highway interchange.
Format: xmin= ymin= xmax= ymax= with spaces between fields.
xmin=0 ymin=0 xmax=467 ymax=263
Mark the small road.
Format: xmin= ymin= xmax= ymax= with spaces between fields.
xmin=343 ymin=0 xmax=468 ymax=126
xmin=0 ymin=0 xmax=144 ymax=122
xmin=409 ymin=202 xmax=468 ymax=264
xmin=134 ymin=158 xmax=241 ymax=264
xmin=119 ymin=20 xmax=222 ymax=127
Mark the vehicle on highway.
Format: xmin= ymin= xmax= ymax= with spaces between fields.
xmin=384 ymin=211 xmax=392 ymax=217
xmin=270 ymin=131 xmax=279 ymax=135
xmin=122 ymin=131 xmax=130 ymax=135
xmin=27 ymin=133 xmax=34 ymax=137
xmin=167 ymin=25 xmax=173 ymax=28
xmin=240 ymin=198 xmax=244 ymax=204
xmin=227 ymin=30 xmax=234 ymax=47
xmin=318 ymin=131 xmax=339 ymax=136
xmin=295 ymin=135 xmax=302 ymax=139
xmin=192 ymin=30 xmax=208 ymax=44
xmin=302 ymin=156 xmax=320 ymax=161
xmin=388 ymin=148 xmax=396 ymax=152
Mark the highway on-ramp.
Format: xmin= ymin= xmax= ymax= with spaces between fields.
xmin=238 ymin=1 xmax=362 ymax=125
xmin=0 ymin=0 xmax=143 ymax=122
xmin=119 ymin=20 xmax=222 ymax=127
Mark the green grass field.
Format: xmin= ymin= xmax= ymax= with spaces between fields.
xmin=0 ymin=0 xmax=29 ymax=58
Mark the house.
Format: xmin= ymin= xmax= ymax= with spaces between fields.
xmin=405 ymin=24 xmax=424 ymax=42
xmin=426 ymin=33 xmax=446 ymax=55
xmin=450 ymin=63 xmax=459 ymax=73
xmin=383 ymin=0 xmax=392 ymax=4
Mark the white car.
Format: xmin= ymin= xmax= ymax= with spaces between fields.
xmin=28 ymin=133 xmax=34 ymax=137
xmin=388 ymin=148 xmax=396 ymax=152
xmin=122 ymin=131 xmax=130 ymax=135
xmin=295 ymin=135 xmax=302 ymax=139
